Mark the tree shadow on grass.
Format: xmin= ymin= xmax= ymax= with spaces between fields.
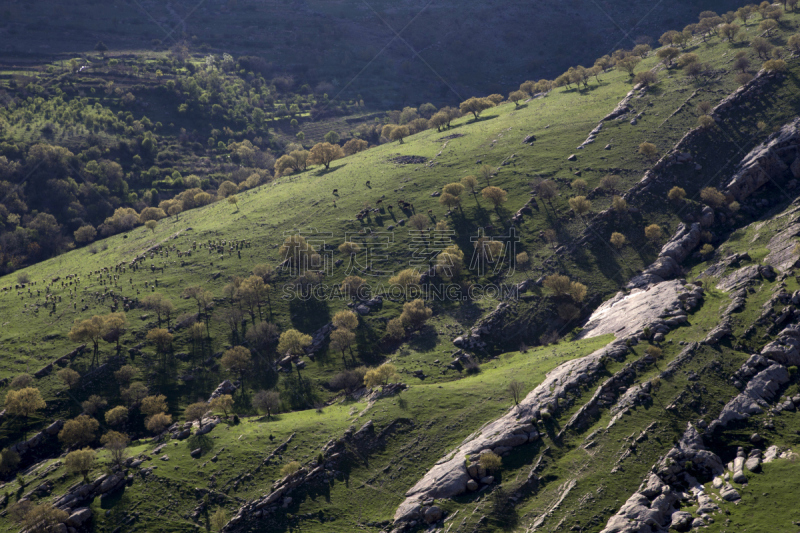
xmin=289 ymin=297 xmax=330 ymax=332
xmin=187 ymin=433 xmax=214 ymax=455
xmin=313 ymin=163 xmax=347 ymax=177
xmin=408 ymin=325 xmax=438 ymax=352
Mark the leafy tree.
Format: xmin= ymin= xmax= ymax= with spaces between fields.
xmin=439 ymin=192 xmax=461 ymax=212
xmin=82 ymin=395 xmax=107 ymax=416
xmin=57 ymin=368 xmax=80 ymax=389
xmin=59 ymin=415 xmax=99 ymax=448
xmin=9 ymin=501 xmax=68 ymax=533
xmin=568 ymin=196 xmax=591 ymax=222
xmin=508 ymin=380 xmax=524 ymax=405
xmin=633 ymin=44 xmax=651 ymax=57
xmin=9 ymin=374 xmax=33 ymax=390
xmin=141 ymin=293 xmax=174 ymax=327
xmin=343 ymin=138 xmax=369 ymax=155
xmin=461 ymin=175 xmax=479 ymax=200
xmin=180 ymin=403 xmax=207 ymax=430
xmin=386 ymin=318 xmax=406 ymax=340
xmin=633 ymin=71 xmax=658 ymax=86
xmin=65 ymin=448 xmax=95 ymax=482
xmin=389 ymin=125 xmax=410 ymax=143
xmin=308 ymin=142 xmax=345 ymax=169
xmin=121 ymin=383 xmax=148 ymax=405
xmin=114 ymin=365 xmax=137 ymax=386
xmin=459 ymin=97 xmax=494 ymax=120
xmin=101 ymin=431 xmax=129 ymax=469
xmin=74 ymin=225 xmax=97 ymax=244
xmin=330 ymin=329 xmax=356 ymax=359
xmin=700 ymin=187 xmax=727 ymax=208
xmin=341 ymin=275 xmax=367 ymax=300
xmin=323 ymin=131 xmax=340 ymax=144
xmin=698 ymin=115 xmax=716 ymax=129
xmin=221 ymin=347 xmax=252 ymax=384
xmin=481 ymin=186 xmax=508 ymax=209
xmin=516 ymin=251 xmax=531 ymax=277
xmin=616 ymin=55 xmax=641 ymax=76
xmin=786 ymin=33 xmax=800 ymax=54
xmin=103 ymin=313 xmax=127 ymax=352
xmin=252 ymin=390 xmax=281 ymax=419
xmin=764 ymin=59 xmax=787 ymax=72
xmin=751 ymin=37 xmax=774 ymax=59
xmin=543 ymin=274 xmax=571 ymax=297
xmin=638 ymin=142 xmax=658 ymax=160
xmin=436 ymin=245 xmax=465 ymax=279
xmin=332 ymin=310 xmax=359 ymax=331
xmin=147 ymin=328 xmax=173 ymax=361
xmin=668 ymin=187 xmax=686 ymax=201
xmin=68 ymin=315 xmax=108 ymax=366
xmin=140 ymin=394 xmax=167 ymax=417
xmin=645 ymin=224 xmax=664 ymax=244
xmin=211 ymin=394 xmax=233 ymax=417
xmin=508 ymin=90 xmax=527 ymax=106
xmin=612 ymin=196 xmax=628 ymax=212
xmin=389 ymin=269 xmax=420 ymax=292
xmin=364 ymin=363 xmax=399 ymax=388
xmin=145 ymin=412 xmax=172 ymax=434
xmin=607 ymin=232 xmax=627 ymax=251
xmin=656 ymin=47 xmax=680 ymax=66
xmin=211 ymin=509 xmax=228 ymax=531
xmin=534 ymin=179 xmax=557 ymax=208
xmin=400 ymin=299 xmax=432 ymax=330
xmin=105 ymin=406 xmax=129 ymax=426
xmin=4 ymin=387 xmax=46 ymax=432
xmin=227 ymin=195 xmax=239 ymax=211
xmin=277 ymin=329 xmax=312 ymax=356
xmin=0 ymin=448 xmax=20 ymax=475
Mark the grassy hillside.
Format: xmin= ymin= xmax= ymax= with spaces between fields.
xmin=2 ymin=3 xmax=800 ymax=533
xmin=0 ymin=0 xmax=750 ymax=107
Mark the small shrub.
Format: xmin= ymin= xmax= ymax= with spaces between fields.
xmin=280 ymin=461 xmax=302 ymax=477
xmin=479 ymin=451 xmax=502 ymax=472
xmin=668 ymin=187 xmax=686 ymax=201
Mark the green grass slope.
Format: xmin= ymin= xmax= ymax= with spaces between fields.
xmin=3 ymin=6 xmax=800 ymax=533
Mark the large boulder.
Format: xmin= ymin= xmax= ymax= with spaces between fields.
xmin=726 ymin=117 xmax=800 ymax=201
xmin=66 ymin=507 xmax=92 ymax=527
xmin=209 ymin=380 xmax=237 ymax=401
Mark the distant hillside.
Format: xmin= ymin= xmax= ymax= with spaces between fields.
xmin=2 ymin=0 xmax=750 ymax=107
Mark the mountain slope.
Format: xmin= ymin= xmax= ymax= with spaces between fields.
xmin=2 ymin=5 xmax=800 ymax=533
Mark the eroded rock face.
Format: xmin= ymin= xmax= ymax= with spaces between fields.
xmin=726 ymin=117 xmax=800 ymax=201
xmin=712 ymin=363 xmax=790 ymax=430
xmin=393 ymin=341 xmax=628 ymax=525
xmin=578 ymin=280 xmax=686 ymax=340
xmin=209 ymin=380 xmax=237 ymax=401
xmin=627 ymin=224 xmax=702 ymax=289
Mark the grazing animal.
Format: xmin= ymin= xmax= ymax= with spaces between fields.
xmin=333 ymin=189 xmax=338 ymax=195
xmin=366 ymin=181 xmax=371 ymax=187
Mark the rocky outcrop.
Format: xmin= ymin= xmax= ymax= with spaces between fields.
xmin=9 ymin=419 xmax=63 ymax=458
xmin=53 ymin=472 xmax=127 ymax=511
xmin=452 ymin=302 xmax=512 ymax=350
xmin=209 ymin=380 xmax=237 ymax=401
xmin=393 ymin=341 xmax=629 ymax=527
xmin=224 ymin=419 xmax=413 ymax=532
xmin=760 ymin=324 xmax=800 ymax=366
xmin=711 ymin=362 xmax=790 ymax=431
xmin=627 ymin=224 xmax=702 ymax=289
xmin=578 ymin=280 xmax=691 ymax=340
xmin=726 ymin=117 xmax=800 ymax=201
xmin=600 ymin=424 xmax=722 ymax=533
